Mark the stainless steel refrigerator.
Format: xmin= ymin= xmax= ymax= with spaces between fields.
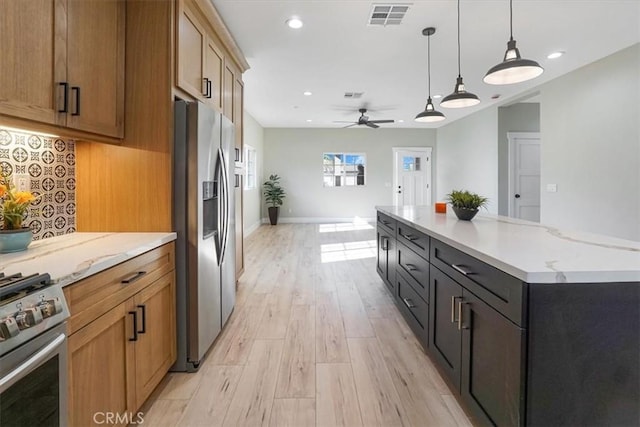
xmin=173 ymin=100 xmax=236 ymax=372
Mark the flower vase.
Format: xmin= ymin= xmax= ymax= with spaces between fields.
xmin=0 ymin=227 xmax=33 ymax=253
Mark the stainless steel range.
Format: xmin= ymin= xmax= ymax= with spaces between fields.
xmin=0 ymin=272 xmax=70 ymax=427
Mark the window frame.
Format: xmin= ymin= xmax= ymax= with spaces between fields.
xmin=244 ymin=145 xmax=256 ymax=190
xmin=322 ymin=152 xmax=367 ymax=188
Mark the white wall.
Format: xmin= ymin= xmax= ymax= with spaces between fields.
xmin=539 ymin=43 xmax=640 ymax=240
xmin=243 ymin=111 xmax=264 ymax=235
xmin=263 ymin=128 xmax=437 ymax=221
xmin=436 ymin=107 xmax=499 ymax=214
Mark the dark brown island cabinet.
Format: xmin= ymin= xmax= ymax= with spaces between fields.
xmin=376 ymin=207 xmax=640 ymax=426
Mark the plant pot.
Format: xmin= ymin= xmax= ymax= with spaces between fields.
xmin=268 ymin=206 xmax=280 ymax=225
xmin=0 ymin=227 xmax=33 ymax=253
xmin=452 ymin=206 xmax=479 ymax=221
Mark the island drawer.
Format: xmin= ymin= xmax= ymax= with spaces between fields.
xmin=397 ymin=241 xmax=429 ymax=303
xmin=64 ymin=242 xmax=175 ymax=334
xmin=396 ymin=272 xmax=428 ymax=347
xmin=377 ymin=212 xmax=396 ymax=234
xmin=396 ymin=223 xmax=429 ymax=260
xmin=430 ymin=238 xmax=524 ymax=326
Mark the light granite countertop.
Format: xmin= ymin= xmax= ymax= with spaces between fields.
xmin=0 ymin=232 xmax=177 ymax=287
xmin=377 ymin=206 xmax=640 ymax=284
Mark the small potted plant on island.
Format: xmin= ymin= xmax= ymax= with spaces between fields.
xmin=0 ymin=173 xmax=37 ymax=253
xmin=446 ymin=189 xmax=488 ymax=221
xmin=263 ymin=174 xmax=286 ymax=225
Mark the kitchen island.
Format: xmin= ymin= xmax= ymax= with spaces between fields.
xmin=376 ymin=206 xmax=639 ymax=426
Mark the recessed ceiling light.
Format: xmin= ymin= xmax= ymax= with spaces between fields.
xmin=398 ymin=120 xmax=405 ymax=123
xmin=432 ymin=94 xmax=442 ymax=99
xmin=306 ymin=119 xmax=312 ymax=122
xmin=303 ymin=91 xmax=312 ymax=96
xmin=286 ymin=17 xmax=303 ymax=29
xmin=547 ymin=51 xmax=564 ymax=59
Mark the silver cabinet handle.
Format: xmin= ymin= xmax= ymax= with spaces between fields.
xmin=0 ymin=333 xmax=66 ymax=393
xmin=458 ymin=301 xmax=469 ymax=330
xmin=403 ymin=234 xmax=418 ymax=241
xmin=405 ymin=263 xmax=418 ymax=272
xmin=381 ymin=236 xmax=389 ymax=251
xmin=403 ymin=298 xmax=416 ymax=309
xmin=451 ymin=264 xmax=474 ymax=276
xmin=451 ymin=296 xmax=462 ymax=323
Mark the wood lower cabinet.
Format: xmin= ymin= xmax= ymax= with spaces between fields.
xmin=65 ymin=243 xmax=176 ymax=426
xmin=0 ymin=0 xmax=125 ymax=138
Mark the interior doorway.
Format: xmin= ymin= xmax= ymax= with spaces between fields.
xmin=508 ymin=132 xmax=541 ymax=221
xmin=392 ymin=147 xmax=432 ymax=206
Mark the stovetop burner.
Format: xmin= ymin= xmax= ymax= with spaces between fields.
xmin=0 ymin=273 xmax=52 ymax=306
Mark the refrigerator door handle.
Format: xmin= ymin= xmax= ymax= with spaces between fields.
xmin=219 ymin=148 xmax=229 ymax=265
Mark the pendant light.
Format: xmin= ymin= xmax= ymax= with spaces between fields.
xmin=415 ymin=27 xmax=445 ymax=123
xmin=440 ymin=0 xmax=480 ymax=109
xmin=484 ymin=0 xmax=544 ymax=85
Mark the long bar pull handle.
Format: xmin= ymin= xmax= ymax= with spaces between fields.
xmin=203 ymin=78 xmax=210 ymax=97
xmin=137 ymin=305 xmax=146 ymax=334
xmin=122 ymin=271 xmax=147 ymax=284
xmin=58 ymin=82 xmax=69 ymax=113
xmin=381 ymin=236 xmax=389 ymax=251
xmin=403 ymin=234 xmax=418 ymax=241
xmin=128 ymin=311 xmax=138 ymax=341
xmin=451 ymin=264 xmax=473 ymax=276
xmin=71 ymin=86 xmax=80 ymax=116
xmin=458 ymin=301 xmax=469 ymax=330
xmin=405 ymin=263 xmax=418 ymax=272
xmin=451 ymin=296 xmax=460 ymax=323
xmin=207 ymin=79 xmax=212 ymax=98
xmin=403 ymin=298 xmax=416 ymax=309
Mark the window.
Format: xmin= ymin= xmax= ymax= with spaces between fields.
xmin=244 ymin=145 xmax=256 ymax=190
xmin=402 ymin=155 xmax=421 ymax=171
xmin=323 ymin=153 xmax=366 ymax=187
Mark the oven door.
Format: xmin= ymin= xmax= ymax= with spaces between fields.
xmin=0 ymin=322 xmax=67 ymax=427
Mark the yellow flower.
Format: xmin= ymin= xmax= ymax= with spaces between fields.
xmin=14 ymin=191 xmax=36 ymax=204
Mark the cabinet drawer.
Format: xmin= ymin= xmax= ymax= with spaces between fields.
xmin=64 ymin=243 xmax=175 ymax=334
xmin=377 ymin=212 xmax=396 ymax=234
xmin=430 ymin=239 xmax=524 ymax=326
xmin=397 ymin=242 xmax=429 ymax=303
xmin=396 ymin=273 xmax=428 ymax=346
xmin=396 ymin=223 xmax=429 ymax=260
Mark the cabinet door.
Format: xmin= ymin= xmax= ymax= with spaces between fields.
xmin=133 ymin=272 xmax=176 ymax=408
xmin=177 ymin=2 xmax=206 ymax=100
xmin=68 ymin=299 xmax=136 ymax=427
xmin=460 ymin=290 xmax=525 ymax=426
xmin=223 ymin=64 xmax=234 ymax=121
xmin=66 ymin=0 xmax=124 ymax=137
xmin=429 ymin=265 xmax=462 ymax=389
xmin=205 ymin=38 xmax=224 ymax=111
xmin=0 ymin=0 xmax=65 ymax=126
xmin=233 ymin=77 xmax=244 ymax=154
xmin=376 ymin=227 xmax=395 ymax=294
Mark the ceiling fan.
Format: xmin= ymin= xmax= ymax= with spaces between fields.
xmin=334 ymin=108 xmax=394 ymax=129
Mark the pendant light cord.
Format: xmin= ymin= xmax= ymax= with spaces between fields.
xmin=509 ymin=0 xmax=514 ymax=41
xmin=427 ymin=33 xmax=432 ymax=96
xmin=456 ymin=0 xmax=461 ymax=77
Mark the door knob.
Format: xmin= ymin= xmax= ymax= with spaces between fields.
xmin=514 ymin=194 xmax=521 ymax=198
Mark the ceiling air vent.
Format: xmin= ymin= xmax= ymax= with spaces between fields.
xmin=368 ymin=4 xmax=410 ymax=26
xmin=344 ymin=92 xmax=364 ymax=99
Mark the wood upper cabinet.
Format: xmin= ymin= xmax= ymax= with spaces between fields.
xmin=177 ymin=2 xmax=206 ymax=100
xmin=223 ymin=64 xmax=234 ymax=120
xmin=205 ymin=39 xmax=224 ymax=111
xmin=65 ymin=0 xmax=125 ymax=137
xmin=0 ymin=0 xmax=125 ymax=138
xmin=0 ymin=0 xmax=65 ymax=126
xmin=68 ymin=299 xmax=136 ymax=427
xmin=133 ymin=272 xmax=176 ymax=409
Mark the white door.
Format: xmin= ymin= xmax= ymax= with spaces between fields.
xmin=508 ymin=132 xmax=541 ymax=222
xmin=393 ymin=147 xmax=432 ymax=206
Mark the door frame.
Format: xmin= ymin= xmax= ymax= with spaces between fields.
xmin=507 ymin=132 xmax=541 ymax=218
xmin=392 ymin=147 xmax=432 ymax=206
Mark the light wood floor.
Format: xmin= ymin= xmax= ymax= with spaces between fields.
xmin=141 ymin=223 xmax=472 ymax=426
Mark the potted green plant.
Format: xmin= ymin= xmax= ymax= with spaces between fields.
xmin=263 ymin=174 xmax=286 ymax=225
xmin=0 ymin=173 xmax=38 ymax=252
xmin=446 ymin=189 xmax=488 ymax=221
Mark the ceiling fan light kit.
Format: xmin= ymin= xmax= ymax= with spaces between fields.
xmin=440 ymin=0 xmax=480 ymax=109
xmin=484 ymin=0 xmax=544 ymax=85
xmin=415 ymin=27 xmax=446 ymax=123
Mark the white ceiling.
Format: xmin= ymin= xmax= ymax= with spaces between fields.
xmin=211 ymin=0 xmax=640 ymax=129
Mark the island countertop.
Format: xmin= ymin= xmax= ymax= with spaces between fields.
xmin=0 ymin=232 xmax=177 ymax=287
xmin=376 ymin=205 xmax=640 ymax=284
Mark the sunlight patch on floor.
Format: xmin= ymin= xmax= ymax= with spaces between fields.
xmin=320 ymin=239 xmax=377 ymax=263
xmin=318 ymin=218 xmax=373 ymax=233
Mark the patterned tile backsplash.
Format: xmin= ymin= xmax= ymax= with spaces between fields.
xmin=0 ymin=127 xmax=76 ymax=241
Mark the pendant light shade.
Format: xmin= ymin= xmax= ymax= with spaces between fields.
xmin=415 ymin=27 xmax=446 ymax=123
xmin=441 ymin=0 xmax=480 ymax=109
xmin=484 ymin=0 xmax=543 ymax=85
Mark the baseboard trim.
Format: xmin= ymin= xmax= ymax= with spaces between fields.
xmin=244 ymin=221 xmax=261 ymax=237
xmin=260 ymin=217 xmax=375 ymax=224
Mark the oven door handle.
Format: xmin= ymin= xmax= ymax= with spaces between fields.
xmin=0 ymin=332 xmax=66 ymax=393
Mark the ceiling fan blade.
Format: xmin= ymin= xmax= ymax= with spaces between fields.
xmin=365 ymin=122 xmax=379 ymax=129
xmin=343 ymin=123 xmax=359 ymax=128
xmin=368 ymin=120 xmax=394 ymax=124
